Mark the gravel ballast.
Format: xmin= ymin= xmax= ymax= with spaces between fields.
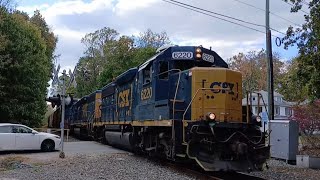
xmin=251 ymin=159 xmax=320 ymax=180
xmin=0 ymin=153 xmax=196 ymax=180
xmin=1 ymin=153 xmax=320 ymax=180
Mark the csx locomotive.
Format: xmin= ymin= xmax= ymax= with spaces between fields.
xmin=47 ymin=45 xmax=270 ymax=172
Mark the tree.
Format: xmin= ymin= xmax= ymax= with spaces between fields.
xmin=75 ymin=28 xmax=170 ymax=96
xmin=228 ymin=50 xmax=285 ymax=97
xmin=99 ymin=36 xmax=135 ymax=85
xmin=283 ymin=0 xmax=320 ymax=100
xmin=0 ymin=0 xmax=16 ymax=12
xmin=75 ymin=56 xmax=97 ymax=97
xmin=277 ymin=58 xmax=308 ymax=102
xmin=293 ymin=100 xmax=320 ymax=156
xmin=136 ymin=29 xmax=171 ymax=48
xmin=0 ymin=9 xmax=55 ymax=127
xmin=30 ymin=10 xmax=57 ymax=63
xmin=74 ymin=27 xmax=119 ymax=97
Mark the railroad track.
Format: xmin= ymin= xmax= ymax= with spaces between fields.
xmin=68 ymin=135 xmax=264 ymax=179
xmin=154 ymin=158 xmax=265 ymax=180
xmin=207 ymin=171 xmax=265 ymax=180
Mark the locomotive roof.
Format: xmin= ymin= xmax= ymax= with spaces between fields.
xmin=75 ymin=95 xmax=88 ymax=106
xmin=138 ymin=45 xmax=228 ymax=71
xmin=116 ymin=67 xmax=138 ymax=85
xmin=138 ymin=47 xmax=168 ymax=71
xmin=100 ymin=45 xmax=229 ymax=96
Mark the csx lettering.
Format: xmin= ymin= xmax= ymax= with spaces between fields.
xmin=118 ymin=89 xmax=130 ymax=108
xmin=141 ymin=87 xmax=152 ymax=100
xmin=210 ymin=82 xmax=235 ymax=95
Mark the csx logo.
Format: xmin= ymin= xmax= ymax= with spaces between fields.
xmin=118 ymin=89 xmax=130 ymax=108
xmin=141 ymin=87 xmax=152 ymax=100
xmin=210 ymin=82 xmax=235 ymax=95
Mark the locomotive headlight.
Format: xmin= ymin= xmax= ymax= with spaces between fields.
xmin=256 ymin=116 xmax=262 ymax=122
xmin=196 ymin=47 xmax=202 ymax=59
xmin=206 ymin=112 xmax=216 ymax=120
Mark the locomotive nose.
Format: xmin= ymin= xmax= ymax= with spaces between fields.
xmin=190 ymin=67 xmax=242 ymax=122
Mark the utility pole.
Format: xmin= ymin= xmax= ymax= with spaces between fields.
xmin=266 ymin=0 xmax=274 ymax=122
xmin=59 ymin=70 xmax=66 ymax=158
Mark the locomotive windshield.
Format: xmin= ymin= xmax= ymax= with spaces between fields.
xmin=173 ymin=59 xmax=217 ymax=71
xmin=174 ymin=60 xmax=194 ymax=71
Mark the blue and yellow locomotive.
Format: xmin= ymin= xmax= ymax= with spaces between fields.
xmin=49 ymin=45 xmax=269 ymax=172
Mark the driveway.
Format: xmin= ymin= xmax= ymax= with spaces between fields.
xmin=0 ymin=141 xmax=128 ymax=164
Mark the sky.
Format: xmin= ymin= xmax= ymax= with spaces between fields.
xmin=16 ymin=0 xmax=309 ymax=73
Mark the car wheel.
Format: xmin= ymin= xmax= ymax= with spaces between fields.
xmin=41 ymin=140 xmax=55 ymax=152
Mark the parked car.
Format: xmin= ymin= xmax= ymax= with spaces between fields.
xmin=0 ymin=123 xmax=61 ymax=152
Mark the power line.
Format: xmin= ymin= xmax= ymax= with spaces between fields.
xmin=232 ymin=0 xmax=302 ymax=27
xmin=163 ymin=0 xmax=286 ymax=36
xmin=282 ymin=0 xmax=310 ymax=14
xmin=162 ymin=0 xmax=282 ymax=37
xmin=162 ymin=0 xmax=265 ymax=34
xmin=168 ymin=0 xmax=265 ymax=28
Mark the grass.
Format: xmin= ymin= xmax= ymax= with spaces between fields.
xmin=0 ymin=156 xmax=29 ymax=171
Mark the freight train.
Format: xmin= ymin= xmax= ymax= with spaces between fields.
xmin=47 ymin=45 xmax=270 ymax=172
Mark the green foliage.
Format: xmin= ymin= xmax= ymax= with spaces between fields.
xmin=75 ymin=57 xmax=98 ymax=97
xmin=228 ymin=50 xmax=285 ymax=97
xmin=30 ymin=10 xmax=57 ymax=63
xmin=0 ymin=9 xmax=56 ymax=127
xmin=135 ymin=28 xmax=171 ymax=48
xmin=278 ymin=58 xmax=308 ymax=102
xmin=283 ymin=0 xmax=320 ymax=100
xmin=74 ymin=27 xmax=169 ymax=97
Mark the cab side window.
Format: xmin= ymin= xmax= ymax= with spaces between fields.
xmin=159 ymin=61 xmax=168 ymax=80
xmin=143 ymin=64 xmax=152 ymax=84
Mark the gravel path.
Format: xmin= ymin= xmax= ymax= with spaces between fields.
xmin=0 ymin=153 xmax=196 ymax=180
xmin=251 ymin=159 xmax=320 ymax=180
xmin=1 ymin=152 xmax=320 ymax=180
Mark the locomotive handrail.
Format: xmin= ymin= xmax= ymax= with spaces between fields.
xmin=154 ymin=68 xmax=182 ymax=159
xmin=182 ymin=87 xmax=231 ymax=143
xmin=153 ymin=68 xmax=181 ymax=78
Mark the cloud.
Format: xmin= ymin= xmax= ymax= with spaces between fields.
xmin=17 ymin=3 xmax=50 ymax=14
xmin=114 ymin=0 xmax=159 ymax=16
xmin=17 ymin=0 xmax=307 ymax=70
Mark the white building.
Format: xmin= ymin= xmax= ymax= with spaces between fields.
xmin=242 ymin=90 xmax=295 ymax=120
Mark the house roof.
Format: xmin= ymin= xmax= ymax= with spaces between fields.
xmin=242 ymin=90 xmax=296 ymax=107
xmin=248 ymin=90 xmax=283 ymax=97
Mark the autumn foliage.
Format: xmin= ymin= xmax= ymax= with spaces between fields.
xmin=293 ymin=100 xmax=320 ymax=134
xmin=292 ymin=100 xmax=320 ymax=154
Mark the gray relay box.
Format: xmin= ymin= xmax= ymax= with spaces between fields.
xmin=270 ymin=120 xmax=299 ymax=162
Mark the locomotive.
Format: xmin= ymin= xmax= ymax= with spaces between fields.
xmin=47 ymin=45 xmax=270 ymax=172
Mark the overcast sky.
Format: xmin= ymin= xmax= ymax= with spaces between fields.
xmin=16 ymin=0 xmax=309 ymax=72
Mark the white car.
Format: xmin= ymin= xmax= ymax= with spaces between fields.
xmin=0 ymin=123 xmax=61 ymax=152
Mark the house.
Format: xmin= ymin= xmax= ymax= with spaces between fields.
xmin=242 ymin=90 xmax=295 ymax=120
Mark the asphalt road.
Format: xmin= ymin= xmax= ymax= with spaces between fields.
xmin=62 ymin=141 xmax=127 ymax=154
xmin=0 ymin=141 xmax=128 ymax=163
